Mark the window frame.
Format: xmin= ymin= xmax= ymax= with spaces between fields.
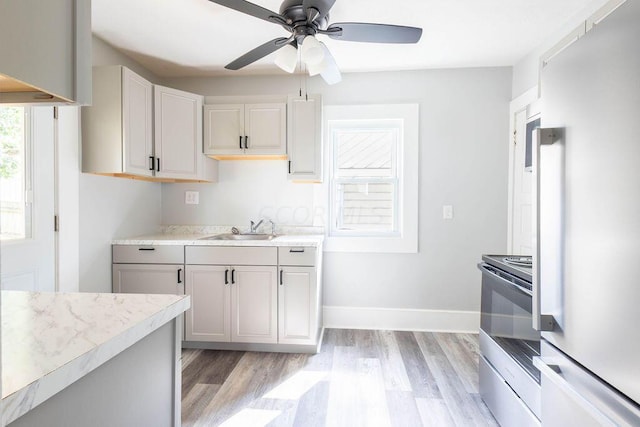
xmin=318 ymin=104 xmax=419 ymax=253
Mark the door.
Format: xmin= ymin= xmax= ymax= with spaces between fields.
xmin=154 ymin=85 xmax=201 ymax=180
xmin=538 ymin=0 xmax=640 ymax=406
xmin=122 ymin=67 xmax=153 ymax=176
xmin=231 ymin=265 xmax=278 ymax=343
xmin=510 ymin=109 xmax=534 ymax=255
xmin=112 ymin=264 xmax=183 ymax=295
xmin=185 ymin=265 xmax=231 ymax=342
xmin=244 ymin=103 xmax=286 ymax=155
xmin=278 ymin=266 xmax=317 ymax=344
xmin=203 ymin=104 xmax=244 ymax=155
xmin=1 ymin=107 xmax=55 ymax=291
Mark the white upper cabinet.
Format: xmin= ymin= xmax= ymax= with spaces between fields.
xmin=0 ymin=0 xmax=91 ymax=105
xmin=204 ymin=102 xmax=286 ymax=158
xmin=287 ymin=95 xmax=323 ymax=182
xmin=83 ymin=66 xmax=154 ymax=177
xmin=154 ymin=85 xmax=208 ymax=180
xmin=82 ymin=66 xmax=217 ymax=182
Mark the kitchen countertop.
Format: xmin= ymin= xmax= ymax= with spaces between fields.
xmin=112 ymin=233 xmax=325 ymax=247
xmin=1 ymin=291 xmax=190 ymax=425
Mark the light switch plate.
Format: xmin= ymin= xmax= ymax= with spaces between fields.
xmin=443 ymin=205 xmax=454 ymax=220
xmin=185 ymin=191 xmax=199 ymax=205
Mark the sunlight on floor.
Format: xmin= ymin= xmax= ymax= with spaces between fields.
xmin=218 ymin=408 xmax=281 ymax=427
xmin=263 ymin=371 xmax=328 ymax=400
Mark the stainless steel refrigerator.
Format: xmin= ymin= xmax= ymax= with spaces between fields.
xmin=533 ymin=0 xmax=640 ymax=425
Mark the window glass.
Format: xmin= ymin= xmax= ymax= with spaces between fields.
xmin=330 ymin=122 xmax=401 ymax=236
xmin=0 ymin=106 xmax=31 ymax=241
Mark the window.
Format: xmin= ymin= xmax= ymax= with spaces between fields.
xmin=0 ymin=106 xmax=31 ymax=241
xmin=322 ymin=104 xmax=419 ymax=253
xmin=331 ymin=121 xmax=401 ymax=235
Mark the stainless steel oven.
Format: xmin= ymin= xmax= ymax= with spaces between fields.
xmin=478 ymin=255 xmax=541 ymax=427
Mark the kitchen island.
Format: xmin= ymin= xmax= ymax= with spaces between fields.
xmin=1 ymin=291 xmax=189 ymax=427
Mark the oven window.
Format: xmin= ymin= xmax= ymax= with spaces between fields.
xmin=480 ymin=265 xmax=541 ymax=381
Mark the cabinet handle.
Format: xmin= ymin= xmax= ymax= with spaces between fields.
xmin=149 ymin=156 xmax=155 ymax=171
xmin=289 ymin=248 xmax=305 ymax=253
xmin=244 ymin=135 xmax=249 ymax=149
xmin=231 ymin=269 xmax=235 ymax=284
xmin=280 ymin=269 xmax=283 ymax=286
xmin=288 ymin=160 xmax=291 ymax=174
xmin=177 ymin=268 xmax=182 ymax=284
xmin=138 ymin=248 xmax=155 ymax=251
xmin=156 ymin=157 xmax=160 ymax=172
xmin=239 ymin=136 xmax=243 ymax=149
xmin=225 ymin=269 xmax=229 ymax=285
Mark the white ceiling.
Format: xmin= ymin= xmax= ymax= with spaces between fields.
xmin=92 ymin=0 xmax=599 ymax=77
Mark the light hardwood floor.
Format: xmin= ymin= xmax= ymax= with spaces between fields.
xmin=181 ymin=329 xmax=498 ymax=427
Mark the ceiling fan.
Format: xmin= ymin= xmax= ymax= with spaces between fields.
xmin=207 ymin=0 xmax=423 ymax=84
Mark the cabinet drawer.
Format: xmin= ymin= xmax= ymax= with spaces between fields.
xmin=112 ymin=245 xmax=184 ymax=264
xmin=278 ymin=246 xmax=316 ymax=266
xmin=186 ymin=246 xmax=277 ymax=266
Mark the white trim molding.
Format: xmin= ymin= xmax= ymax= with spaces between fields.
xmin=323 ymin=306 xmax=480 ymax=333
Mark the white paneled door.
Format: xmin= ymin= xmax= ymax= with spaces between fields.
xmin=1 ymin=107 xmax=55 ymax=291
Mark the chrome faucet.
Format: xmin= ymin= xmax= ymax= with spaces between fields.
xmin=249 ymin=219 xmax=263 ymax=234
xmin=267 ymin=219 xmax=276 ymax=236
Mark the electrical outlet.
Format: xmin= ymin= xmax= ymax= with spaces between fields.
xmin=185 ymin=191 xmax=199 ymax=205
xmin=443 ymin=205 xmax=454 ymax=220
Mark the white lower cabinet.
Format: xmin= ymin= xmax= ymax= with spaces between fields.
xmin=113 ymin=264 xmax=184 ymax=295
xmin=278 ymin=266 xmax=317 ymax=345
xmin=184 ymin=246 xmax=278 ymax=344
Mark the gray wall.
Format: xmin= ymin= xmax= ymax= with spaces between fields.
xmin=79 ymin=37 xmax=163 ymax=293
xmin=162 ymin=68 xmax=512 ymax=313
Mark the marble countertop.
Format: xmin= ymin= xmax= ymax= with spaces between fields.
xmin=1 ymin=291 xmax=190 ymax=425
xmin=112 ymin=233 xmax=325 ymax=247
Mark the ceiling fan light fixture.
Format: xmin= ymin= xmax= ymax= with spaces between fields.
xmin=300 ymin=35 xmax=325 ymax=66
xmin=274 ymin=44 xmax=298 ymax=73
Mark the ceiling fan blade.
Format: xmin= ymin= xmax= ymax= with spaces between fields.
xmin=319 ymin=45 xmax=341 ymax=85
xmin=207 ymin=0 xmax=284 ymax=25
xmin=326 ymin=22 xmax=423 ymax=43
xmin=303 ymin=0 xmax=336 ymax=20
xmin=225 ymin=38 xmax=290 ymax=70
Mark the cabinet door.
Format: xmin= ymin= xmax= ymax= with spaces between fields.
xmin=122 ymin=67 xmax=154 ymax=176
xmin=112 ymin=264 xmax=183 ymax=295
xmin=244 ymin=103 xmax=287 ymax=155
xmin=203 ymin=104 xmax=244 ymax=155
xmin=278 ymin=266 xmax=318 ymax=344
xmin=231 ymin=266 xmax=278 ymax=343
xmin=185 ymin=265 xmax=231 ymax=342
xmin=287 ymin=95 xmax=322 ymax=181
xmin=154 ymin=85 xmax=202 ymax=180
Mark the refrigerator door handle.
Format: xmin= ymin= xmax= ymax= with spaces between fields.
xmin=533 ymin=357 xmax=619 ymax=427
xmin=532 ymin=127 xmax=559 ymax=331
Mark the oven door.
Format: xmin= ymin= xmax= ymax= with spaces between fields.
xmin=479 ymin=262 xmax=540 ymax=380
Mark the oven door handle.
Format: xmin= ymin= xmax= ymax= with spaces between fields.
xmin=477 ymin=263 xmax=532 ymax=296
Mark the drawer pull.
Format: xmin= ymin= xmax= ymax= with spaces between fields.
xmin=289 ymin=248 xmax=305 ymax=253
xmin=138 ymin=248 xmax=156 ymax=251
xmin=231 ymin=269 xmax=236 ymax=284
xmin=225 ymin=269 xmax=229 ymax=285
xmin=177 ymin=268 xmax=182 ymax=284
xmin=280 ymin=269 xmax=283 ymax=285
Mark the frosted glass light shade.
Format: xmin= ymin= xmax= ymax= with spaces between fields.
xmin=320 ymin=43 xmax=341 ymax=85
xmin=274 ymin=44 xmax=298 ymax=73
xmin=301 ymin=36 xmax=325 ymax=66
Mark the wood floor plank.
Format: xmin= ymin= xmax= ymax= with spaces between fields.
xmin=394 ymin=331 xmax=441 ymax=398
xmin=414 ymin=332 xmax=497 ymax=426
xmin=374 ymin=330 xmax=413 ymax=392
xmin=415 ymin=397 xmax=456 ymax=426
xmin=291 ymin=380 xmax=330 ymax=427
xmin=326 ymin=347 xmax=392 ymax=427
xmin=386 ymin=390 xmax=424 ymax=427
xmin=182 ymin=350 xmax=244 ymax=396
xmin=181 ymin=348 xmax=203 ymax=371
xmin=182 ymin=383 xmax=221 ymax=427
xmin=435 ymin=333 xmax=481 ymax=394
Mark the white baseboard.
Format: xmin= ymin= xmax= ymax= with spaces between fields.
xmin=323 ymin=306 xmax=480 ymax=333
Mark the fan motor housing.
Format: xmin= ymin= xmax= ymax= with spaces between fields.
xmin=279 ymin=0 xmax=328 ymax=30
